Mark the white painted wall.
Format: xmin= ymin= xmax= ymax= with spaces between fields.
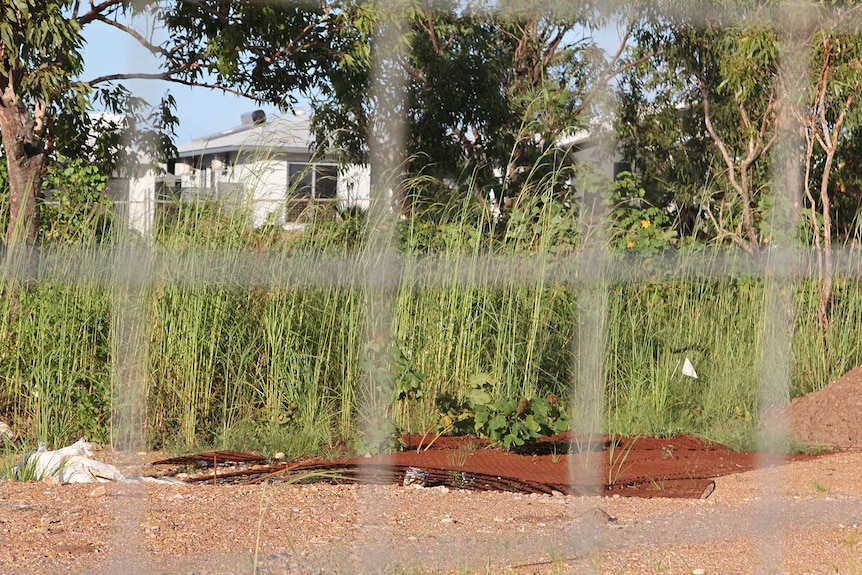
xmin=124 ymin=158 xmax=371 ymax=235
xmin=127 ymin=172 xmax=157 ymax=237
xmin=232 ymin=155 xmax=289 ymax=227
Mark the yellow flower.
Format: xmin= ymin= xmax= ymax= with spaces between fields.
xmin=626 ymin=239 xmax=636 ymax=248
xmin=640 ymin=219 xmax=651 ymax=229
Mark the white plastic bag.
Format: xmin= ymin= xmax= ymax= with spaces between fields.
xmin=22 ymin=438 xmax=125 ymax=483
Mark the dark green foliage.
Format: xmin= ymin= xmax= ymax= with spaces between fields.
xmin=353 ymin=339 xmax=427 ymax=454
xmin=604 ymin=171 xmax=678 ymax=254
xmin=39 ymin=156 xmax=113 ymax=244
xmin=0 ymin=156 xmax=114 ymax=245
xmin=436 ymin=377 xmax=569 ymax=451
xmin=313 ymin=0 xmax=617 ymax=196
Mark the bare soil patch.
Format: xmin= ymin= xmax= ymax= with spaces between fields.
xmin=4 ymin=367 xmax=862 ymax=573
xmin=200 ymin=434 xmax=808 ymax=500
xmin=787 ymin=365 xmax=862 ymax=448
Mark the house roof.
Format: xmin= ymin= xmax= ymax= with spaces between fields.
xmin=175 ymin=112 xmax=315 ymax=158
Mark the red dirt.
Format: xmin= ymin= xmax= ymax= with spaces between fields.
xmin=162 ymin=367 xmax=862 ymax=501
xmin=265 ymin=433 xmax=811 ymax=500
xmin=344 ymin=365 xmax=862 ymax=499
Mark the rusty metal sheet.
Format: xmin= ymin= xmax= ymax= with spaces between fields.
xmin=153 ymin=450 xmax=269 ymax=466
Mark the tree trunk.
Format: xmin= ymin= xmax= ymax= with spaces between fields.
xmin=0 ymin=92 xmax=44 ymax=250
xmin=817 ymin=150 xmax=836 ymax=347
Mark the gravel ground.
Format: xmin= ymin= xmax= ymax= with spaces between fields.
xmin=6 ymin=367 xmax=862 ymax=574
xmin=1 ymin=449 xmax=862 ymax=574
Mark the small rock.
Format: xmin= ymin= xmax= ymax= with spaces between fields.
xmin=403 ymin=467 xmax=429 ymax=487
xmin=692 ymin=569 xmax=705 ymax=575
xmin=89 ymin=486 xmax=107 ymax=498
xmin=273 ymin=452 xmax=286 ymax=460
xmin=441 ymin=515 xmax=455 ymax=524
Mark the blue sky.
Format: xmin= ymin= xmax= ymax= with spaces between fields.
xmin=81 ymin=21 xmax=282 ymax=145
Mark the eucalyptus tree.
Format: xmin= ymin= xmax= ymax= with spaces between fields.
xmin=790 ymin=3 xmax=862 ymax=335
xmin=620 ymin=1 xmax=862 ymax=340
xmin=311 ymin=0 xmax=639 ymax=209
xmin=619 ymin=2 xmax=785 ymax=255
xmin=0 ymin=0 xmax=339 ymax=249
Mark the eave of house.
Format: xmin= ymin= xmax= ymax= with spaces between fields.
xmin=175 ymin=114 xmax=316 ymax=160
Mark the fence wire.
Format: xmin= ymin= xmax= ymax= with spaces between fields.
xmin=17 ymin=1 xmax=862 ymax=572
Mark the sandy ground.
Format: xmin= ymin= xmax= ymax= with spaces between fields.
xmin=4 ymin=367 xmax=862 ymax=574
xmin=0 ymin=449 xmax=860 ymax=574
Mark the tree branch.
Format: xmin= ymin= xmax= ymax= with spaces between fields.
xmin=576 ymin=4 xmax=659 ymax=116
xmin=268 ymin=7 xmax=333 ymax=63
xmin=86 ymin=14 xmax=173 ymax=61
xmin=75 ymin=0 xmax=129 ymax=26
xmin=700 ymin=75 xmax=761 ymax=253
xmin=541 ymin=28 xmax=566 ymax=71
xmin=416 ymin=9 xmax=441 ymax=55
xmin=82 ymin=73 xmax=268 ymax=103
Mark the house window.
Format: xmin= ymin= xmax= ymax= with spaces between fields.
xmin=288 ymin=163 xmax=313 ymax=198
xmin=286 ymin=163 xmax=339 ymax=222
xmin=315 ymin=164 xmax=338 ymax=199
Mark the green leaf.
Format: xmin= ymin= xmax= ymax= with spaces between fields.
xmin=487 ymin=414 xmax=508 ymax=433
xmin=466 ymin=386 xmax=492 ymax=408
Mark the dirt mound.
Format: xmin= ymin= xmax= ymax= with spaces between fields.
xmin=789 ymin=365 xmax=862 ymax=449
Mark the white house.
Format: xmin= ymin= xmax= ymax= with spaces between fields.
xmin=557 ymin=121 xmax=627 ymax=182
xmin=126 ymin=110 xmax=371 ymax=235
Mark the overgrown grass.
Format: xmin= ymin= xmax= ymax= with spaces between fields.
xmin=1 ymin=182 xmax=861 ymax=456
xmin=606 ymin=279 xmax=768 ymax=445
xmin=0 ymin=276 xmax=112 ymax=448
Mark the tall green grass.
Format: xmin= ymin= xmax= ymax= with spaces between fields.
xmin=392 ymin=193 xmax=578 ymax=432
xmin=605 ymin=279 xmax=767 ymax=444
xmin=0 ymin=276 xmax=112 ymax=447
xmin=1 ymin=185 xmax=862 ymax=454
